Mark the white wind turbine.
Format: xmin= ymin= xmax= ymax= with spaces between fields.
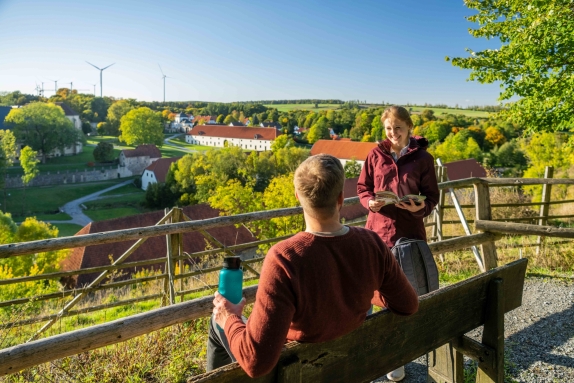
xmin=86 ymin=61 xmax=115 ymax=97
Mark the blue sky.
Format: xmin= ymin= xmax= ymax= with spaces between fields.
xmin=0 ymin=0 xmax=500 ymax=106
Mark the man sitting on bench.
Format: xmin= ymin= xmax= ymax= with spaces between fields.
xmin=208 ymin=154 xmax=419 ymax=378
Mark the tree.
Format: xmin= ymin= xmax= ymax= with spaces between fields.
xmin=20 ymin=146 xmax=39 ymax=216
xmin=216 ymin=114 xmax=225 ymax=124
xmin=223 ymin=115 xmax=237 ymax=125
xmin=270 ymin=134 xmax=294 ymax=152
xmin=484 ymin=127 xmax=506 ymax=148
xmin=0 ymin=212 xmax=68 ymax=301
xmin=0 ymin=130 xmax=17 ymax=209
xmin=307 ymin=117 xmax=330 ymax=144
xmin=430 ymin=131 xmax=482 ymax=163
xmin=93 ymin=142 xmax=115 ymax=163
xmin=448 ymin=0 xmax=574 ymax=132
xmin=4 ymin=102 xmax=82 ymax=163
xmin=107 ymin=100 xmax=135 ymax=136
xmin=119 ymin=107 xmax=164 ymax=146
xmin=344 ymin=159 xmax=362 ymax=178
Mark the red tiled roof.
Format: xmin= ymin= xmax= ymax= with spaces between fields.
xmin=310 ymin=140 xmax=377 ymax=161
xmin=188 ymin=125 xmax=278 ymax=141
xmin=61 ymin=204 xmax=256 ymax=288
xmin=444 ymin=159 xmax=487 ymax=180
xmin=122 ymin=144 xmax=161 ymax=159
xmin=340 ymin=177 xmax=369 ymax=222
xmin=144 ymin=157 xmax=180 ymax=183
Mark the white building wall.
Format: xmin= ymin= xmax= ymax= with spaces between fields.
xmin=141 ymin=170 xmax=157 ymax=191
xmin=185 ymin=134 xmax=272 ymax=151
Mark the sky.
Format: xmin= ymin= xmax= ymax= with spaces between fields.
xmin=0 ymin=0 xmax=501 ymax=106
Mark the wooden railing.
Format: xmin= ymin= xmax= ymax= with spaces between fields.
xmin=0 ymin=176 xmax=574 ymax=376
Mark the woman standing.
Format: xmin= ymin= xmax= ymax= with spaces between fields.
xmin=357 ymin=105 xmax=440 ymax=381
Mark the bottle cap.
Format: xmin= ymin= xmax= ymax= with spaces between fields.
xmin=223 ymin=256 xmax=241 ymax=269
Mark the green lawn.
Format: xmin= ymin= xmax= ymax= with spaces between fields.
xmin=409 ymin=107 xmax=490 ymax=118
xmin=167 ymin=137 xmax=211 ymax=151
xmin=100 ymin=182 xmax=143 ymax=196
xmin=84 ymin=207 xmax=145 ymax=222
xmin=28 ymin=212 xmax=72 ymax=221
xmin=6 ymin=146 xmax=119 ymax=177
xmin=87 ymin=135 xmax=201 ymax=158
xmin=264 ymin=104 xmax=342 ymax=113
xmin=4 ymin=180 xmax=129 ymax=220
xmin=52 ymin=223 xmax=84 ymax=237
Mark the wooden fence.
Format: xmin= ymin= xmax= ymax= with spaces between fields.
xmin=0 ymin=175 xmax=574 ymax=376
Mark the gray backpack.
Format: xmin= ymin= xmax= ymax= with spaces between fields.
xmin=391 ymin=238 xmax=439 ymax=296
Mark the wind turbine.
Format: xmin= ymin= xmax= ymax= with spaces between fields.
xmin=158 ymin=64 xmax=172 ymax=103
xmin=86 ymin=61 xmax=115 ymax=97
xmin=49 ymin=79 xmax=58 ymax=94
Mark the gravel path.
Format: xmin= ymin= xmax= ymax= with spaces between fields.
xmin=373 ymin=277 xmax=574 ymax=382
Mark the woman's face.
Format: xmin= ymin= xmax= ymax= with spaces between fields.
xmin=384 ymin=117 xmax=411 ymax=148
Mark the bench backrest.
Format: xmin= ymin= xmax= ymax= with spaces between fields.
xmin=189 ymin=258 xmax=528 ymax=383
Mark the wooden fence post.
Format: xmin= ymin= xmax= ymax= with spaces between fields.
xmin=536 ymin=166 xmax=553 ymax=256
xmin=474 ymin=181 xmax=498 ymax=271
xmin=164 ymin=208 xmax=181 ymax=306
xmin=433 ymin=166 xmax=446 ymax=244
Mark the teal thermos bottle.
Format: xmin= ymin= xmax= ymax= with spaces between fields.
xmin=218 ymin=256 xmax=243 ymax=304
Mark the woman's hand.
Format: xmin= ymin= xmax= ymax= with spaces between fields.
xmin=395 ymin=199 xmax=425 ymax=213
xmin=368 ymin=199 xmax=385 ymax=212
xmin=213 ymin=291 xmax=246 ymax=329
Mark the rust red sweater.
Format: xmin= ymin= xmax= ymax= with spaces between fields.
xmin=224 ymin=226 xmax=419 ymax=378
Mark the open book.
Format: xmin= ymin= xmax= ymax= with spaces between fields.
xmin=375 ymin=191 xmax=426 ymax=206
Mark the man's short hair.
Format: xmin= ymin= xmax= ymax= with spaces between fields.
xmin=294 ymin=154 xmax=345 ymax=218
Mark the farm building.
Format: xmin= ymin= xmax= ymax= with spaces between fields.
xmin=119 ymin=144 xmax=161 ymax=176
xmin=310 ymin=140 xmax=377 ymax=168
xmin=141 ymin=157 xmax=180 ymax=191
xmin=186 ymin=124 xmax=278 ymax=151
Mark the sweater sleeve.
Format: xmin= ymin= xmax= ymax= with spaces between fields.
xmin=371 ymin=241 xmax=419 ymax=316
xmin=411 ymin=153 xmax=440 ymax=219
xmin=224 ymin=249 xmax=296 ymax=378
xmin=357 ymin=150 xmax=377 ymax=210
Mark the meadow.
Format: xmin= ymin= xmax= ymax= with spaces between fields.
xmin=408 ymin=106 xmax=490 ymax=118
xmin=263 ymin=103 xmax=343 ymax=112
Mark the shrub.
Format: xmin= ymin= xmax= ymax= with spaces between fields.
xmin=93 ymin=142 xmax=115 ymax=163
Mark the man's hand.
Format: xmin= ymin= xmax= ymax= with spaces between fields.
xmin=213 ymin=291 xmax=246 ymax=329
xmin=395 ymin=198 xmax=425 ymax=213
xmin=368 ymin=199 xmax=385 ymax=212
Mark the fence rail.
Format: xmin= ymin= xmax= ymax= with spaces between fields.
xmin=0 ymin=174 xmax=573 ymax=374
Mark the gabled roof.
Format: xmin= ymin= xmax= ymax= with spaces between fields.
xmin=444 ymin=159 xmax=487 ymax=180
xmin=55 ymin=102 xmax=79 ymax=117
xmin=122 ymin=144 xmax=162 ymax=159
xmin=229 ymin=121 xmax=245 ymax=126
xmin=188 ymin=124 xmax=278 ymax=141
xmin=260 ymin=122 xmax=282 ymax=129
xmin=61 ymin=204 xmax=256 ymax=288
xmin=144 ymin=157 xmax=180 ymax=183
xmin=310 ymin=140 xmax=377 ymax=161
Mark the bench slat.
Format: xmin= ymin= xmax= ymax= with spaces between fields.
xmin=188 ymin=259 xmax=527 ymax=383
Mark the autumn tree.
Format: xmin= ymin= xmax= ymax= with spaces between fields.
xmin=4 ymin=102 xmax=82 ymax=163
xmin=270 ymin=134 xmax=294 ymax=152
xmin=430 ymin=131 xmax=482 ymax=163
xmin=119 ymin=107 xmax=164 ymax=146
xmin=448 ymin=0 xmax=574 ymax=131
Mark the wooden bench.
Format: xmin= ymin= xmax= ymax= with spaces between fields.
xmin=188 ymin=258 xmax=528 ymax=383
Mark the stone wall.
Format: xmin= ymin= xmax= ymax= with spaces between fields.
xmin=4 ymin=166 xmax=134 ymax=188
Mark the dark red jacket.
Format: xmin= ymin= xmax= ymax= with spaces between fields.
xmin=357 ymin=137 xmax=439 ymax=247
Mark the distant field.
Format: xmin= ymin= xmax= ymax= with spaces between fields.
xmin=264 ymin=104 xmax=343 ymax=113
xmin=408 ymin=107 xmax=490 ymax=118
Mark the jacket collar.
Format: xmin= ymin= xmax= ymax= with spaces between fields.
xmin=378 ymin=136 xmax=428 ymax=159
